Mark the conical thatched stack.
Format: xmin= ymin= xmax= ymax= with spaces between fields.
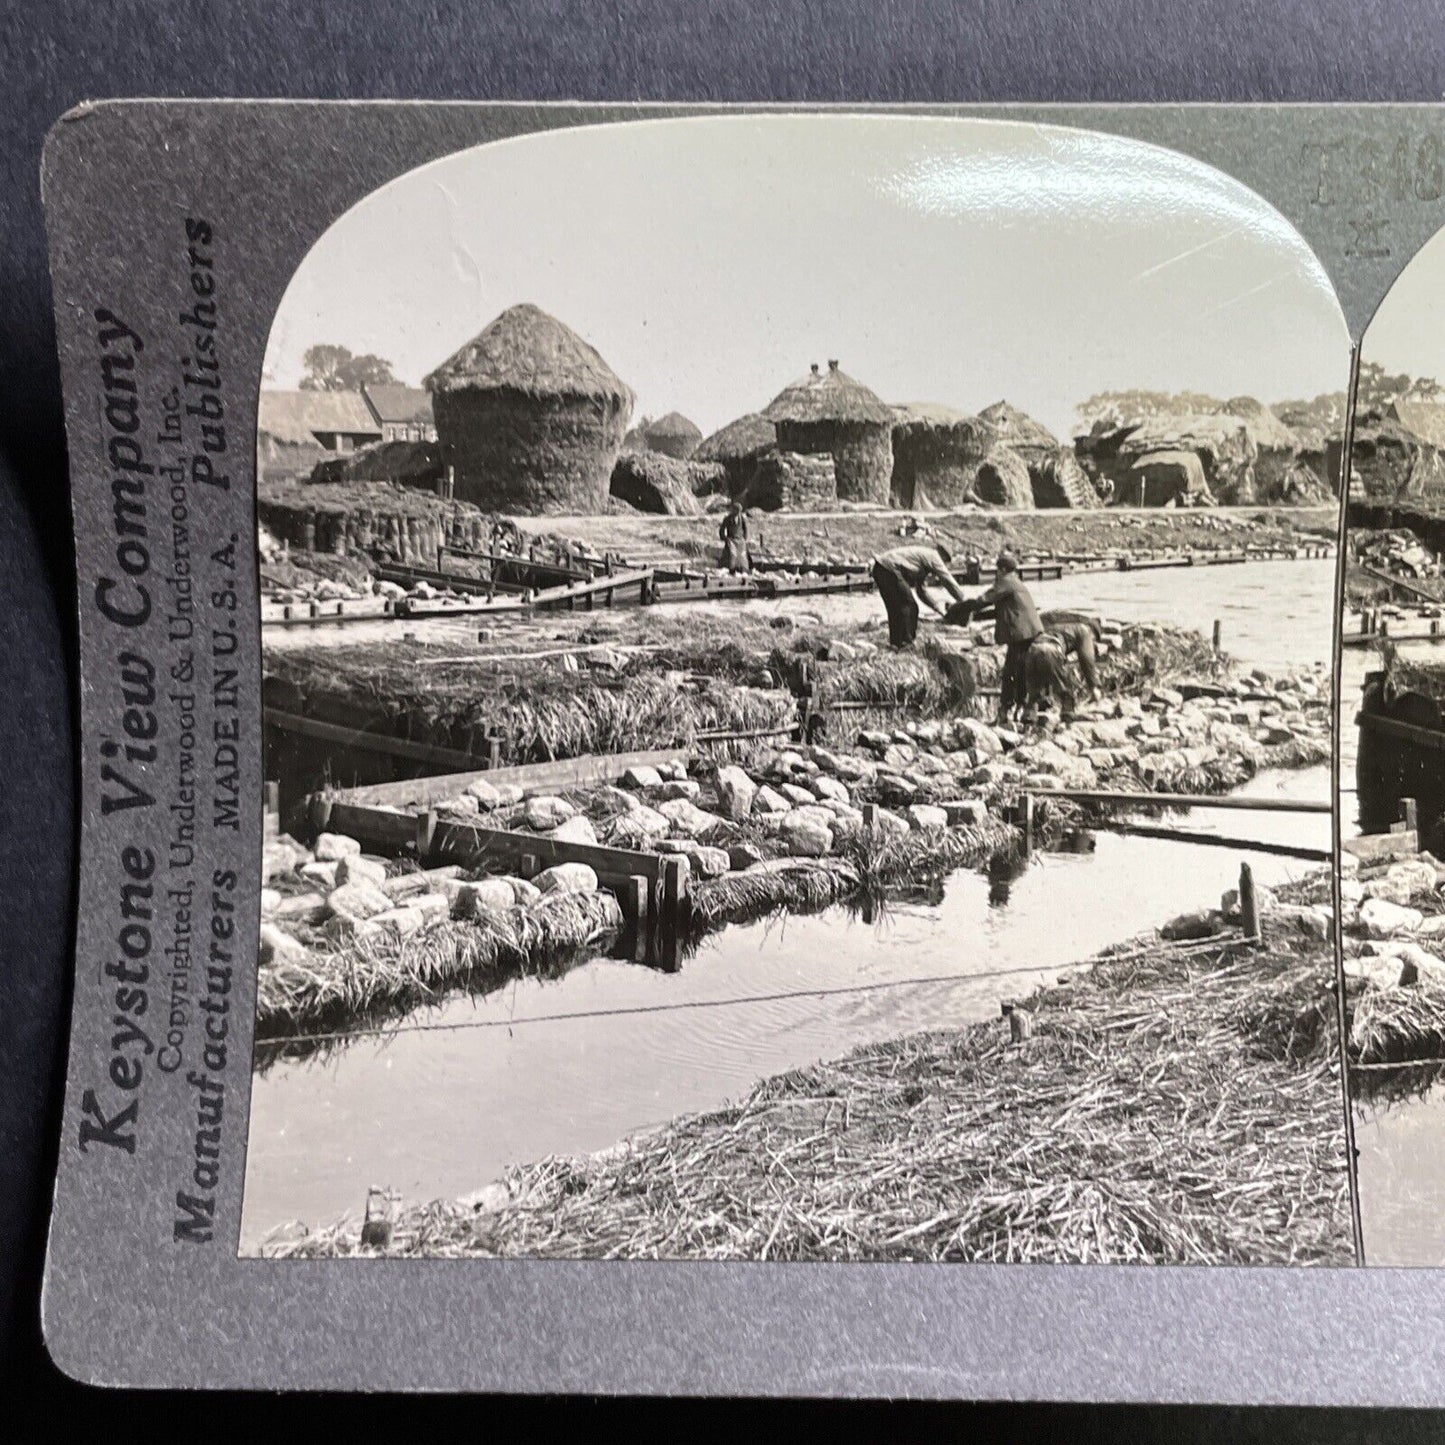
xmin=970 ymin=448 xmax=1035 ymax=508
xmin=889 ymin=403 xmax=990 ymax=508
xmin=425 ymin=303 xmax=634 ymax=514
xmin=641 ymin=411 xmax=704 ymax=460
xmin=764 ymin=360 xmax=894 ymax=504
xmin=695 ymin=412 xmax=776 ymax=498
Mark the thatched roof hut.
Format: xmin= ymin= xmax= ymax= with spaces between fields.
xmin=977 ymin=399 xmax=1061 ymax=456
xmin=425 ymin=303 xmax=634 ymax=514
xmin=694 ymin=412 xmax=777 ymax=499
xmin=889 ymin=403 xmax=989 ymax=508
xmin=1332 ymin=413 xmax=1445 ymax=503
xmin=1122 ymin=450 xmax=1214 ymax=507
xmin=641 ymin=411 xmax=704 ymax=460
xmin=1079 ymin=412 xmax=1257 ymax=505
xmin=741 ymin=451 xmax=838 ymax=511
xmin=609 ymin=449 xmax=725 ymax=515
xmin=970 ymin=448 xmax=1035 ymax=509
xmin=764 ymin=360 xmax=893 ymax=505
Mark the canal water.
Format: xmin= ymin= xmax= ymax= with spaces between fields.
xmin=1340 ymin=635 xmax=1445 ymax=1267
xmin=241 ymin=557 xmax=1338 ymax=1250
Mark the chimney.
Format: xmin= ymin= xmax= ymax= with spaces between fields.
xmin=828 ymin=359 xmax=839 ymax=372
xmin=810 ymin=363 xmax=820 ymax=376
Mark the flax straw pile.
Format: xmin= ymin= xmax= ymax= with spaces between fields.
xmin=277 ymin=917 xmax=1351 ymax=1264
xmin=256 ymin=891 xmax=623 ymax=1046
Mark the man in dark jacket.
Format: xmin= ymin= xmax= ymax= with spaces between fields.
xmin=1023 ymin=618 xmax=1102 ymax=716
xmin=944 ymin=553 xmax=1044 ymax=721
xmin=869 ymin=541 xmax=968 ymax=648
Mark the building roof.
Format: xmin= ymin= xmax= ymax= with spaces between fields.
xmin=764 ymin=360 xmax=893 ymax=426
xmin=643 ymin=411 xmax=703 ymax=443
xmin=694 ymin=412 xmax=776 ymax=463
xmin=890 ymin=401 xmax=978 ymax=434
xmin=257 ymin=389 xmax=381 ymax=446
xmin=1389 ymin=400 xmax=1445 ymax=450
xmin=424 ymin=302 xmax=634 ymax=403
xmin=362 ymin=384 xmax=434 ymax=426
xmin=977 ymin=400 xmax=1060 ymax=452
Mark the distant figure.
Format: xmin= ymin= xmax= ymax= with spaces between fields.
xmin=869 ymin=541 xmax=968 ymax=648
xmin=947 ymin=553 xmax=1043 ymax=723
xmin=719 ymin=500 xmax=752 ymax=573
xmin=1023 ymin=619 xmax=1102 ymax=717
xmin=1001 ymin=1000 xmax=1033 ymax=1043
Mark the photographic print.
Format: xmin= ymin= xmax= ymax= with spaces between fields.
xmin=240 ymin=115 xmax=1352 ymax=1265
xmin=1339 ymin=223 xmax=1445 ymax=1267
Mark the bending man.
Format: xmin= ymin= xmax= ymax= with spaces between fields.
xmin=1024 ymin=618 xmax=1102 ymax=717
xmin=869 ymin=541 xmax=967 ymax=648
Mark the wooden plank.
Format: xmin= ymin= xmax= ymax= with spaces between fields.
xmin=322 ymin=800 xmax=419 ymax=850
xmin=530 ymin=569 xmax=654 ymax=610
xmin=1031 ymin=787 xmax=1331 ymax=814
xmin=395 ymin=592 xmax=527 ymax=618
xmin=331 ymin=746 xmax=692 ymax=808
xmin=431 ymin=818 xmax=668 ymax=884
xmin=266 ymin=708 xmax=484 ymax=772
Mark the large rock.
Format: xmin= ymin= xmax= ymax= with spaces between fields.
xmin=412 ymin=892 xmax=454 ymax=921
xmin=326 ymin=880 xmax=395 ymax=923
xmin=1160 ymin=908 xmax=1227 ymax=941
xmin=621 ymin=765 xmax=663 ymax=789
xmin=659 ymin=797 xmax=726 ymax=839
xmin=609 ymin=805 xmax=672 ymax=847
xmin=779 ymin=814 xmax=833 ymax=857
xmin=525 ymin=795 xmax=576 ymax=831
xmin=715 ymin=765 xmax=758 ymax=822
xmin=658 ymin=840 xmax=730 ymax=878
xmin=1359 ymin=897 xmax=1424 ymax=937
xmin=335 ymin=855 xmax=388 ymax=888
xmin=464 ymin=778 xmax=503 ymax=810
xmin=728 ymin=842 xmax=767 ymax=870
xmin=654 ymin=779 xmax=702 ymax=802
xmin=369 ymin=905 xmax=426 ymax=938
xmin=754 ymin=785 xmax=793 ymax=815
xmin=779 ymin=782 xmax=816 ymax=807
xmin=314 ymin=832 xmax=362 ymax=863
xmin=812 ymin=775 xmax=851 ymax=805
xmin=455 ymin=878 xmax=518 ymax=916
xmin=907 ymin=803 xmax=950 ymax=831
xmin=508 ymin=877 xmax=543 ymax=906
xmin=258 ymin=922 xmax=307 ymax=967
xmin=547 ymin=815 xmax=599 ymax=845
xmin=535 ymin=863 xmax=599 ymax=895
xmin=958 ymin=718 xmax=1003 ymax=757
xmin=297 ymin=860 xmax=339 ymax=889
xmin=941 ymin=799 xmax=988 ymax=827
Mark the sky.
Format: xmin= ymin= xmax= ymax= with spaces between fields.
xmin=1364 ymin=222 xmax=1445 ymax=382
xmin=263 ymin=114 xmax=1352 ymax=440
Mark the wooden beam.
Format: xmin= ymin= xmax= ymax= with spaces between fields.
xmin=330 ymin=746 xmax=692 ymax=809
xmin=266 ymin=708 xmax=484 ymax=772
xmin=1030 ymin=787 xmax=1331 ymax=814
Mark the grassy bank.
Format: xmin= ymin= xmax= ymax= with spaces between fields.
xmin=268 ymin=900 xmax=1353 ymax=1265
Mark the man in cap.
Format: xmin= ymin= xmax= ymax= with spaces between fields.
xmin=1023 ymin=617 xmax=1103 ymax=718
xmin=945 ymin=552 xmax=1044 ymax=722
xmin=869 ymin=540 xmax=968 ymax=648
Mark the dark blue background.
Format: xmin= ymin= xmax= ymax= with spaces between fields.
xmin=5 ymin=0 xmax=1445 ymax=1430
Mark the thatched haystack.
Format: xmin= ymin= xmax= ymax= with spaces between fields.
xmin=764 ymin=360 xmax=893 ymax=504
xmin=740 ymin=451 xmax=837 ymax=511
xmin=695 ymin=412 xmax=777 ymax=499
xmin=256 ymin=479 xmax=474 ymax=563
xmin=609 ymin=449 xmax=724 ymax=515
xmin=970 ymin=447 xmax=1035 ymax=508
xmin=1028 ymin=449 xmax=1099 ymax=509
xmin=641 ymin=411 xmax=704 ymax=460
xmin=888 ymin=403 xmax=989 ymax=508
xmin=1123 ymin=450 xmax=1214 ymax=507
xmin=1079 ymin=412 xmax=1257 ymax=505
xmin=309 ymin=438 xmax=446 ymax=491
xmin=425 ymin=303 xmax=634 ymax=514
xmin=975 ymin=401 xmax=1099 ymax=509
xmin=1332 ymin=415 xmax=1445 ymax=502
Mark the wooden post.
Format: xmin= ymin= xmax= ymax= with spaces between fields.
xmin=485 ymin=730 xmax=502 ymax=771
xmin=262 ymin=780 xmax=280 ymax=817
xmin=309 ymin=794 xmax=334 ymax=833
xmin=1239 ymin=860 xmax=1261 ymax=943
xmin=415 ymin=808 xmax=438 ymax=863
xmin=1402 ymin=796 xmax=1419 ymax=833
xmin=658 ymin=857 xmax=688 ymax=972
xmin=1022 ymin=792 xmax=1036 ymax=855
xmin=863 ymin=802 xmax=879 ymax=837
xmin=625 ymin=875 xmax=650 ymax=963
xmin=1212 ymin=619 xmax=1222 ymax=653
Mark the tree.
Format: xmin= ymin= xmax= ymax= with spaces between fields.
xmin=300 ymin=344 xmax=397 ymax=391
